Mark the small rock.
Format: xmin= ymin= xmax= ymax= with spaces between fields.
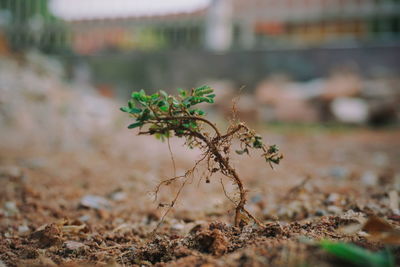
xmin=329 ymin=166 xmax=349 ymax=180
xmin=18 ymin=225 xmax=30 ymax=235
xmin=78 ymin=215 xmax=91 ymax=222
xmin=250 ymin=194 xmax=262 ymax=204
xmin=315 ymin=210 xmax=326 ymax=216
xmin=361 ymin=171 xmax=378 ymax=186
xmin=326 ymin=193 xmax=340 ymax=204
xmin=109 ymin=191 xmax=126 ymax=201
xmin=0 ymin=165 xmax=23 ymax=179
xmin=0 ymin=260 xmax=6 ymax=267
xmin=4 ymin=201 xmax=19 ymax=216
xmin=331 ymin=97 xmax=369 ymax=124
xmin=171 ymin=223 xmax=185 ymax=232
xmin=372 ymin=152 xmax=389 ymax=167
xmin=80 ymin=195 xmax=111 ymax=210
xmin=327 ymin=205 xmax=342 ymax=214
xmin=64 ymin=240 xmax=87 ymax=251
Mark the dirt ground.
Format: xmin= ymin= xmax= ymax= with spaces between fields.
xmin=0 ymin=127 xmax=399 ymax=266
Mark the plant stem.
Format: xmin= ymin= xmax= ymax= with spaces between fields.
xmin=190 ymin=130 xmax=261 ymax=227
xmin=159 ymin=116 xmax=221 ymax=138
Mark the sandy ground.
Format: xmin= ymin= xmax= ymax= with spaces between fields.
xmin=0 ymin=127 xmax=399 ymax=266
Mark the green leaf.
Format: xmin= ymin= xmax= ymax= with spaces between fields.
xmin=160 ymin=106 xmax=169 ymax=112
xmin=193 ymin=96 xmax=210 ymax=103
xmin=189 ymin=109 xmax=205 ymax=116
xmin=157 ymin=100 xmax=167 ymax=107
xmin=129 ymin=108 xmax=142 ymax=114
xmin=194 ymin=86 xmax=213 ymax=96
xmin=205 ymin=97 xmax=214 ymax=103
xmin=120 ymin=106 xmax=130 ymax=113
xmin=268 ymin=145 xmax=279 ymax=153
xmin=320 ymin=240 xmax=394 ymax=267
xmin=178 ymin=88 xmax=187 ymax=98
xmin=253 ymin=139 xmax=263 ymax=148
xmin=128 ymin=122 xmax=144 ymax=129
xmin=189 ymin=121 xmax=197 ymax=129
xmin=183 ymin=96 xmax=194 ymax=107
xmin=131 ymin=91 xmax=140 ymax=99
xmin=139 ymin=109 xmax=151 ymax=121
xmin=128 ymin=100 xmax=135 ymax=108
xmin=151 ymin=93 xmax=159 ymax=100
xmin=206 ymin=94 xmax=216 ymax=98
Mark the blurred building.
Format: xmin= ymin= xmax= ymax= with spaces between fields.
xmin=0 ymin=0 xmax=399 ymax=54
xmin=239 ymin=0 xmax=400 ymax=49
xmin=56 ymin=0 xmax=400 ymax=53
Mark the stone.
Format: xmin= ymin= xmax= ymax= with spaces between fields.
xmin=0 ymin=166 xmax=23 ymax=179
xmin=4 ymin=201 xmax=19 ymax=216
xmin=327 ymin=205 xmax=342 ymax=214
xmin=171 ymin=223 xmax=185 ymax=232
xmin=18 ymin=225 xmax=30 ymax=235
xmin=109 ymin=191 xmax=126 ymax=201
xmin=330 ymin=97 xmax=369 ymax=124
xmin=329 ymin=166 xmax=349 ymax=180
xmin=64 ymin=240 xmax=87 ymax=251
xmin=326 ymin=193 xmax=340 ymax=204
xmin=361 ymin=171 xmax=378 ymax=186
xmin=80 ymin=195 xmax=111 ymax=210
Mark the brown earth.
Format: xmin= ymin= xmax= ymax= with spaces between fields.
xmin=0 ymin=128 xmax=399 ymax=266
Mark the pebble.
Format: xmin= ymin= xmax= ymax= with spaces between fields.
xmin=64 ymin=241 xmax=87 ymax=251
xmin=331 ymin=97 xmax=369 ymax=124
xmin=4 ymin=201 xmax=19 ymax=216
xmin=18 ymin=225 xmax=30 ymax=235
xmin=109 ymin=191 xmax=126 ymax=201
xmin=78 ymin=215 xmax=91 ymax=222
xmin=80 ymin=195 xmax=111 ymax=210
xmin=361 ymin=171 xmax=378 ymax=186
xmin=171 ymin=223 xmax=185 ymax=232
xmin=372 ymin=152 xmax=389 ymax=167
xmin=315 ymin=210 xmax=326 ymax=216
xmin=250 ymin=194 xmax=262 ymax=204
xmin=0 ymin=165 xmax=23 ymax=179
xmin=327 ymin=205 xmax=342 ymax=214
xmin=326 ymin=193 xmax=340 ymax=204
xmin=329 ymin=166 xmax=349 ymax=180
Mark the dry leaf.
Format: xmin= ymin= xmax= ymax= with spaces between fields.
xmin=362 ymin=215 xmax=400 ymax=245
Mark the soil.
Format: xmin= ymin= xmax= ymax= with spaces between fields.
xmin=0 ymin=128 xmax=399 ymax=266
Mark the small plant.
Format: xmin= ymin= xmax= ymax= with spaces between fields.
xmin=320 ymin=240 xmax=394 ymax=267
xmin=120 ymin=86 xmax=283 ymax=228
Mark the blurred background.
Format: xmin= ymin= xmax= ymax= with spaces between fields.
xmin=0 ymin=0 xmax=399 ymax=149
xmin=0 ymin=2 xmax=400 ymax=256
xmin=0 ymin=0 xmax=400 ymax=140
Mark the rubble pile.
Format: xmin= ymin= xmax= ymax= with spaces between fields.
xmin=0 ymin=52 xmax=120 ymax=151
xmin=209 ymin=71 xmax=399 ymax=125
xmin=255 ymin=71 xmax=400 ymax=124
